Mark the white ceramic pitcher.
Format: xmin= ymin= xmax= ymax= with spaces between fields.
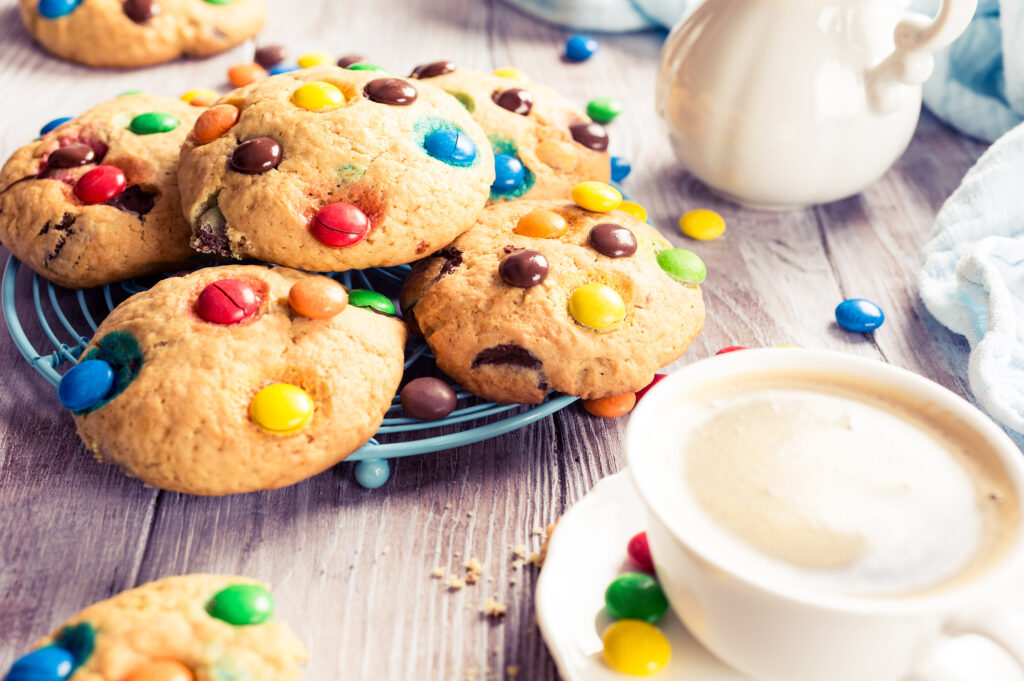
xmin=655 ymin=0 xmax=978 ymax=210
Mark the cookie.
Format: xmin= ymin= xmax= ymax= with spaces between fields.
xmin=177 ymin=66 xmax=495 ymax=272
xmin=5 ymin=574 xmax=305 ymax=681
xmin=400 ymin=194 xmax=705 ymax=404
xmin=19 ymin=0 xmax=265 ymax=68
xmin=60 ymin=265 xmax=407 ymax=495
xmin=0 ymin=94 xmax=203 ymax=289
xmin=408 ymin=62 xmax=611 ymax=201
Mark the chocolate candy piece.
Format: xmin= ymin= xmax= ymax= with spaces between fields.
xmin=492 ymin=88 xmax=533 ymax=116
xmin=229 ymin=137 xmax=281 ymax=174
xmin=610 ymin=156 xmax=631 ymax=182
xmin=410 ymin=60 xmax=455 ymax=79
xmin=589 ymin=223 xmax=637 ymax=258
xmin=499 ymin=249 xmax=548 ymax=288
xmin=4 ymin=647 xmax=74 ymax=681
xmin=311 ymin=201 xmax=370 ymax=247
xmin=288 ymin=276 xmax=348 ymax=319
xmin=38 ymin=0 xmax=80 ymax=18
xmin=249 ymin=384 xmax=313 ymax=434
xmin=348 ymin=289 xmax=395 ymax=315
xmin=423 ymin=128 xmax=476 ymax=166
xmin=400 ymin=377 xmax=457 ymax=420
xmin=364 ymin=78 xmax=418 ymax=106
xmin=570 ymin=121 xmax=609 ymax=152
xmin=39 ymin=116 xmax=72 ymax=135
xmin=46 ymin=143 xmax=96 ymax=169
xmin=835 ymin=298 xmax=884 ymax=333
xmin=74 ymin=165 xmax=126 ymax=204
xmin=254 ymin=44 xmax=286 ymax=69
xmin=565 ymin=34 xmax=599 ymax=62
xmin=53 ymin=622 xmax=95 ymax=669
xmin=492 ymin=153 xmax=525 ymax=193
xmin=206 ymin=584 xmax=274 ymax=625
xmin=337 ymin=54 xmax=365 ymax=68
xmin=122 ymin=0 xmax=159 ymax=23
xmin=604 ymin=572 xmax=669 ymax=623
xmin=58 ymin=359 xmax=114 ymax=411
xmin=627 ymin=531 xmax=655 ymax=572
xmin=471 ymin=344 xmax=542 ymax=370
xmin=107 ymin=184 xmax=156 ymax=217
xmin=129 ymin=111 xmax=179 ymax=135
xmin=195 ymin=279 xmax=259 ymax=324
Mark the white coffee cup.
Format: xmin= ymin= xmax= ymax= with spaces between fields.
xmin=626 ymin=349 xmax=1024 ymax=681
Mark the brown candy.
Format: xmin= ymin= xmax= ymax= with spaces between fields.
xmin=492 ymin=88 xmax=533 ymax=116
xmin=570 ymin=121 xmax=609 ymax=152
xmin=229 ymin=137 xmax=281 ymax=174
xmin=400 ymin=377 xmax=457 ymax=420
xmin=499 ymin=249 xmax=549 ymax=288
xmin=122 ymin=0 xmax=159 ymax=24
xmin=337 ymin=54 xmax=365 ymax=68
xmin=193 ymin=104 xmax=239 ymax=145
xmin=364 ymin=78 xmax=418 ymax=106
xmin=107 ymin=185 xmax=156 ymax=217
xmin=410 ymin=60 xmax=456 ymax=79
xmin=254 ymin=45 xmax=287 ymax=69
xmin=46 ymin=143 xmax=97 ymax=169
xmin=589 ymin=223 xmax=637 ymax=258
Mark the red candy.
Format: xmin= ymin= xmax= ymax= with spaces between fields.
xmin=195 ymin=279 xmax=260 ymax=325
xmin=716 ymin=346 xmax=748 ymax=355
xmin=628 ymin=531 xmax=655 ymax=573
xmin=74 ymin=165 xmax=126 ymax=204
xmin=635 ymin=373 xmax=667 ymax=402
xmin=311 ymin=201 xmax=370 ymax=247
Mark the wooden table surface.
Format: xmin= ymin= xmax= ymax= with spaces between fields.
xmin=0 ymin=0 xmax=991 ymax=678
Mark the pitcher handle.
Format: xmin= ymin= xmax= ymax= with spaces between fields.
xmin=866 ymin=0 xmax=978 ymax=114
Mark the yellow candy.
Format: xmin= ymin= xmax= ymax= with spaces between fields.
xmin=249 ymin=383 xmax=314 ymax=434
xmin=619 ymin=200 xmax=647 ymax=222
xmin=493 ymin=66 xmax=529 ymax=81
xmin=297 ymin=51 xmax=333 ymax=68
xmin=569 ymin=283 xmax=626 ymax=331
xmin=292 ymin=81 xmax=344 ymax=111
xmin=602 ymin=620 xmax=671 ymax=675
xmin=679 ymin=208 xmax=726 ymax=240
xmin=180 ymin=88 xmax=218 ymax=107
xmin=572 ymin=182 xmax=622 ymax=213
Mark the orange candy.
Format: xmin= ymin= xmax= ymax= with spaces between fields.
xmin=514 ymin=209 xmax=568 ymax=238
xmin=121 ymin=659 xmax=193 ymax=681
xmin=288 ymin=276 xmax=348 ymax=319
xmin=583 ymin=392 xmax=637 ymax=418
xmin=228 ymin=62 xmax=267 ymax=88
xmin=193 ymin=105 xmax=240 ymax=144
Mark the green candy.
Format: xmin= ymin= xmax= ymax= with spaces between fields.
xmin=54 ymin=622 xmax=95 ymax=669
xmin=346 ymin=63 xmax=391 ymax=75
xmin=604 ymin=572 xmax=669 ymax=623
xmin=129 ymin=111 xmax=180 ymax=135
xmin=117 ymin=89 xmax=144 ymax=97
xmin=348 ymin=289 xmax=396 ymax=316
xmin=206 ymin=584 xmax=274 ymax=626
xmin=586 ymin=96 xmax=623 ymax=124
xmin=445 ymin=90 xmax=475 ymax=113
xmin=202 ymin=0 xmax=234 ymax=4
xmin=657 ymin=248 xmax=706 ymax=284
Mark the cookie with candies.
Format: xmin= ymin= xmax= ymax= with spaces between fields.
xmin=59 ymin=265 xmax=406 ymax=495
xmin=4 ymin=575 xmax=305 ymax=681
xmin=177 ymin=66 xmax=495 ymax=272
xmin=408 ymin=61 xmax=611 ymax=201
xmin=401 ymin=184 xmax=705 ymax=404
xmin=19 ymin=0 xmax=265 ymax=68
xmin=0 ymin=94 xmax=203 ymax=289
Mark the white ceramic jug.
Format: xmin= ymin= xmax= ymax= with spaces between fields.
xmin=655 ymin=0 xmax=978 ymax=210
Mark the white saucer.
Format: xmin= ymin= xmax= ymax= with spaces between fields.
xmin=535 ymin=471 xmax=1023 ymax=681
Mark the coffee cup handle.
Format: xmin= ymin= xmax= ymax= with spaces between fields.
xmin=903 ymin=610 xmax=1024 ymax=680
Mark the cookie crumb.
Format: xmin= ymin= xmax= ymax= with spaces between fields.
xmin=446 ymin=502 xmax=452 ymax=510
xmin=431 ymin=566 xmax=446 ymax=579
xmin=509 ymin=577 xmax=518 ymax=585
xmin=481 ymin=596 xmax=508 ymax=620
xmin=465 ymin=557 xmax=484 ymax=584
xmin=467 ymin=511 xmax=475 ymax=517
xmin=507 ymin=666 xmax=520 ymax=677
xmin=512 ymin=545 xmax=527 ymax=560
xmin=381 ymin=546 xmax=391 ymax=555
xmin=446 ymin=575 xmax=467 ymax=591
xmin=532 ymin=526 xmax=545 ymax=536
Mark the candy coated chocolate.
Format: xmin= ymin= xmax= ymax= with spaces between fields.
xmin=627 ymin=531 xmax=655 ymax=571
xmin=195 ymin=279 xmax=259 ymax=324
xmin=634 ymin=374 xmax=667 ymax=401
xmin=229 ymin=137 xmax=281 ymax=174
xmin=364 ymin=78 xmax=417 ymax=106
xmin=58 ymin=359 xmax=114 ymax=411
xmin=423 ymin=128 xmax=476 ymax=166
xmin=254 ymin=45 xmax=286 ymax=69
xmin=248 ymin=384 xmax=313 ymax=434
xmin=499 ymin=249 xmax=548 ymax=288
xmin=400 ymin=377 xmax=457 ymax=420
xmin=410 ymin=60 xmax=456 ymax=79
xmin=129 ymin=111 xmax=179 ymax=135
xmin=656 ymin=248 xmax=706 ymax=284
xmin=587 ymin=96 xmax=623 ymax=123
xmin=193 ymin=105 xmax=239 ymax=144
xmin=610 ymin=156 xmax=631 ymax=182
xmin=38 ymin=0 xmax=79 ymax=18
xmin=565 ymin=34 xmax=599 ymax=62
xmin=492 ymin=88 xmax=533 ymax=116
xmin=4 ymin=647 xmax=74 ymax=681
xmin=589 ymin=223 xmax=637 ymax=258
xmin=74 ymin=165 xmax=126 ymax=204
xmin=122 ymin=0 xmax=159 ymax=23
xmin=835 ymin=298 xmax=884 ymax=333
xmin=514 ymin=209 xmax=566 ymax=238
xmin=347 ymin=289 xmax=395 ymax=315
xmin=288 ymin=277 xmax=348 ymax=319
xmin=39 ymin=116 xmax=72 ymax=135
xmin=492 ymin=153 xmax=525 ymax=192
xmin=311 ymin=201 xmax=370 ymax=248
xmin=206 ymin=584 xmax=274 ymax=625
xmin=46 ymin=143 xmax=96 ymax=169
xmin=337 ymin=54 xmax=365 ymax=68
xmin=569 ymin=121 xmax=609 ymax=151
xmin=604 ymin=572 xmax=668 ymax=623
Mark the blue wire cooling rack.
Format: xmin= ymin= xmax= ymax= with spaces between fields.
xmin=1 ymin=255 xmax=578 ymax=488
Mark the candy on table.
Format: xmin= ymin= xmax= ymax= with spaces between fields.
xmin=364 ymin=78 xmax=418 ymax=106
xmin=129 ymin=111 xmax=180 ymax=135
xmin=587 ymin=96 xmax=623 ymax=124
xmin=205 ymin=584 xmax=274 ymax=625
xmin=400 ymin=377 xmax=458 ymax=420
xmin=569 ymin=283 xmax=626 ymax=331
xmin=354 ymin=458 xmax=390 ymax=489
xmin=515 ymin=209 xmax=567 ymax=238
xmin=288 ymin=277 xmax=348 ymax=319
xmin=292 ymin=81 xmax=344 ymax=111
xmin=422 ymin=128 xmax=477 ymax=166
xmin=227 ymin=62 xmax=267 ymax=88
xmin=565 ymin=34 xmax=599 ymax=62
xmin=583 ymin=392 xmax=636 ymax=418
xmin=610 ymin=156 xmax=631 ymax=182
xmin=499 ymin=249 xmax=549 ymax=288
xmin=38 ymin=0 xmax=79 ymax=18
xmin=679 ymin=208 xmax=726 ymax=240
xmin=192 ymin=104 xmax=240 ymax=144
xmin=589 ymin=223 xmax=637 ymax=258
xmin=248 ymin=384 xmax=314 ymax=435
xmin=195 ymin=279 xmax=259 ymax=325
xmin=715 ymin=345 xmax=748 ymax=355
xmin=656 ymin=248 xmax=706 ymax=284
xmin=311 ymin=201 xmax=371 ymax=247
xmin=181 ymin=88 xmax=218 ymax=107
xmin=348 ymin=289 xmax=396 ymax=315
xmin=492 ymin=153 xmax=526 ymax=193
xmin=39 ymin=116 xmax=72 ymax=136
xmin=3 ymin=646 xmax=74 ymax=681
xmin=627 ymin=531 xmax=655 ymax=572
xmin=122 ymin=659 xmax=193 ymax=681
xmin=569 ymin=121 xmax=609 ymax=151
xmin=74 ymin=165 xmax=126 ymax=204
xmin=835 ymin=298 xmax=884 ymax=333
xmin=605 ymin=572 xmax=669 ymax=623
xmin=602 ymin=619 xmax=671 ymax=675
xmin=297 ymin=51 xmax=333 ymax=68
xmin=493 ymin=66 xmax=529 ymax=81
xmin=337 ymin=54 xmax=366 ymax=68
xmin=254 ymin=45 xmax=287 ymax=70
xmin=634 ymin=374 xmax=666 ymax=402
xmin=617 ymin=200 xmax=646 ymax=223
xmin=492 ymin=88 xmax=533 ymax=115
xmin=58 ymin=359 xmax=114 ymax=411
xmin=346 ymin=63 xmax=390 ymax=74
xmin=571 ymin=181 xmax=621 ymax=213
xmin=229 ymin=137 xmax=282 ymax=174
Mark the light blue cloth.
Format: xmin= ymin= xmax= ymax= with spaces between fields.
xmin=919 ymin=122 xmax=1024 ymax=443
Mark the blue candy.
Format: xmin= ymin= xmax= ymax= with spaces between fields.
xmin=4 ymin=647 xmax=74 ymax=681
xmin=610 ymin=156 xmax=631 ymax=182
xmin=835 ymin=298 xmax=885 ymax=333
xmin=423 ymin=128 xmax=477 ymax=166
xmin=355 ymin=458 xmax=390 ymax=489
xmin=269 ymin=64 xmax=300 ymax=75
xmin=37 ymin=0 xmax=79 ymax=18
xmin=565 ymin=34 xmax=599 ymax=62
xmin=492 ymin=153 xmax=526 ymax=192
xmin=58 ymin=359 xmax=114 ymax=412
xmin=39 ymin=117 xmax=72 ymax=136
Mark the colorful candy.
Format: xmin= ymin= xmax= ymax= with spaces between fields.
xmin=121 ymin=659 xmax=193 ymax=681
xmin=192 ymin=104 xmax=239 ymax=144
xmin=515 ymin=209 xmax=567 ymax=238
xmin=656 ymin=249 xmax=706 ymax=284
xmin=248 ymin=384 xmax=313 ymax=435
xmin=583 ymin=392 xmax=636 ymax=418
xmin=492 ymin=153 xmax=526 ymax=192
xmin=129 ymin=112 xmax=179 ymax=135
xmin=423 ymin=128 xmax=477 ymax=166
xmin=58 ymin=359 xmax=114 ymax=411
xmin=311 ymin=201 xmax=370 ymax=247
xmin=254 ymin=45 xmax=286 ymax=69
xmin=74 ymin=165 xmax=126 ymax=204
xmin=716 ymin=346 xmax=748 ymax=355
xmin=337 ymin=54 xmax=366 ymax=68
xmin=39 ymin=116 xmax=72 ymax=136
xmin=835 ymin=298 xmax=884 ymax=333
xmin=587 ymin=97 xmax=623 ymax=124
xmin=589 ymin=223 xmax=637 ymax=258
xmin=195 ymin=279 xmax=259 ymax=325
xmin=610 ymin=156 xmax=631 ymax=182
xmin=627 ymin=531 xmax=655 ymax=572
xmin=227 ymin=63 xmax=266 ymax=88
xmin=410 ymin=60 xmax=455 ymax=79
xmin=364 ymin=78 xmax=418 ymax=106
xmin=180 ymin=88 xmax=218 ymax=107
xmin=206 ymin=584 xmax=274 ymax=625
xmin=292 ymin=81 xmax=344 ymax=111
xmin=500 ymin=250 xmax=548 ymax=288
xmin=493 ymin=66 xmax=529 ymax=81
xmin=569 ymin=121 xmax=609 ymax=151
xmin=38 ymin=0 xmax=79 ymax=18
xmin=571 ymin=181 xmax=621 ymax=213
xmin=565 ymin=34 xmax=599 ymax=62
xmin=52 ymin=623 xmax=93 ymax=670
xmin=679 ymin=209 xmax=725 ymax=240
xmin=297 ymin=51 xmax=333 ymax=68
xmin=288 ymin=277 xmax=348 ymax=319
xmin=634 ymin=374 xmax=666 ymax=402
xmin=492 ymin=88 xmax=533 ymax=116
xmin=354 ymin=458 xmax=390 ymax=488
xmin=535 ymin=139 xmax=578 ymax=171
xmin=229 ymin=137 xmax=281 ymax=174
xmin=4 ymin=647 xmax=74 ymax=681
xmin=346 ymin=63 xmax=390 ymax=74
xmin=602 ymin=620 xmax=670 ymax=675
xmin=605 ymin=572 xmax=668 ymax=623
xmin=46 ymin=143 xmax=96 ymax=169
xmin=122 ymin=0 xmax=158 ymax=22
xmin=347 ymin=289 xmax=395 ymax=315
xmin=400 ymin=377 xmax=458 ymax=420
xmin=269 ymin=64 xmax=300 ymax=75
xmin=617 ymin=200 xmax=646 ymax=223
xmin=569 ymin=283 xmax=625 ymax=331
